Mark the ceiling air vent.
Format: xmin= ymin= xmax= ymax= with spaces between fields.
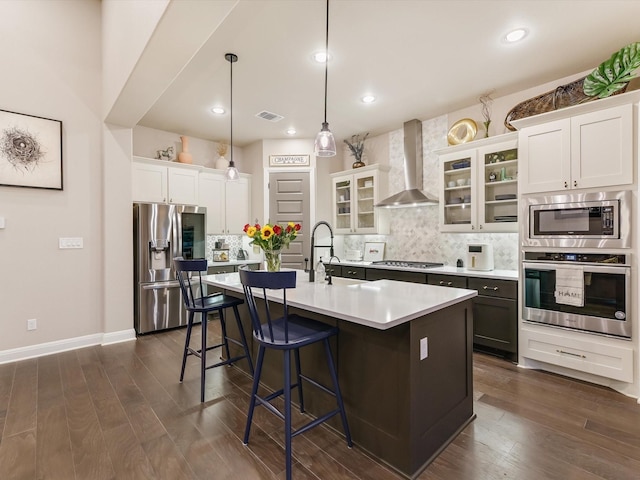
xmin=255 ymin=110 xmax=284 ymax=122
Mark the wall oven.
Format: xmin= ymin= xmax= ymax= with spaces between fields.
xmin=522 ymin=252 xmax=631 ymax=338
xmin=522 ymin=190 xmax=631 ymax=248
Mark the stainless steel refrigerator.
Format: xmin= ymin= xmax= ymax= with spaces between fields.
xmin=133 ymin=203 xmax=207 ymax=334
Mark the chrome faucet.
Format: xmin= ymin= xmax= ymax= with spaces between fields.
xmin=307 ymin=221 xmax=334 ymax=282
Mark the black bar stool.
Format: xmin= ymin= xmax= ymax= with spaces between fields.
xmin=239 ymin=268 xmax=352 ymax=480
xmin=174 ymin=258 xmax=254 ymax=403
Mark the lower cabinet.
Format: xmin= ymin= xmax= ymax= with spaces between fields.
xmin=428 ymin=274 xmax=518 ymax=360
xmin=520 ymin=326 xmax=633 ymax=383
xmin=207 ymin=263 xmax=259 ymax=274
xmin=366 ymin=269 xmax=427 ymax=283
xmin=427 ymin=273 xmax=467 ymax=289
xmin=324 ymin=264 xmax=342 ymax=278
xmin=341 ymin=266 xmax=367 ymax=280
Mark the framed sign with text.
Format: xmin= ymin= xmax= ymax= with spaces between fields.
xmin=269 ymin=154 xmax=310 ymax=167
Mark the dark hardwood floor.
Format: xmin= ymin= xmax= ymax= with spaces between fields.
xmin=1 ymin=323 xmax=639 ymax=480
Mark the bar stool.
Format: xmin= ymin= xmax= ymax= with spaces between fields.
xmin=239 ymin=268 xmax=352 ymax=480
xmin=174 ymin=258 xmax=254 ymax=403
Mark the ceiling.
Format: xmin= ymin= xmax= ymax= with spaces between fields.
xmin=137 ymin=0 xmax=640 ymax=147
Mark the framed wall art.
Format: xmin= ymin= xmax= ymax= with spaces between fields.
xmin=0 ymin=109 xmax=63 ymax=190
xmin=269 ymin=154 xmax=310 ymax=167
xmin=363 ymin=242 xmax=385 ymax=262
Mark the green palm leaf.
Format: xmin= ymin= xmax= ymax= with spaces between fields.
xmin=584 ymin=42 xmax=640 ymax=98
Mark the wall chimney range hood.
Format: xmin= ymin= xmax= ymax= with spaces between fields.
xmin=375 ymin=119 xmax=438 ymax=208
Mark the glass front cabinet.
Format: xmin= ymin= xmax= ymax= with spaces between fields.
xmin=437 ymin=132 xmax=518 ymax=233
xmin=331 ymin=164 xmax=390 ymax=234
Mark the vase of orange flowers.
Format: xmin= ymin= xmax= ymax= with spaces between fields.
xmin=243 ymin=221 xmax=301 ymax=271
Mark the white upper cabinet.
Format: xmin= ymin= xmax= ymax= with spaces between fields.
xmin=167 ymin=167 xmax=199 ymax=205
xmin=515 ymin=91 xmax=638 ymax=195
xmin=199 ymin=171 xmax=250 ymax=235
xmin=330 ymin=164 xmax=390 ymax=235
xmin=132 ymin=157 xmax=199 ymax=205
xmin=132 ymin=157 xmax=251 ymax=233
xmin=436 ymin=133 xmax=518 ymax=233
xmin=132 ymin=161 xmax=167 ymax=203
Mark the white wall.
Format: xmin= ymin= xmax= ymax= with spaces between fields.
xmin=133 ymin=124 xmax=242 ymax=169
xmin=0 ymin=0 xmax=104 ymax=354
xmin=102 ymin=0 xmax=170 ymax=117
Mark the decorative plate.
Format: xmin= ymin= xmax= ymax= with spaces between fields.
xmin=447 ymin=118 xmax=478 ymax=145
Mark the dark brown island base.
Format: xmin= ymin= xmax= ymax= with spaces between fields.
xmin=204 ymin=273 xmax=477 ymax=478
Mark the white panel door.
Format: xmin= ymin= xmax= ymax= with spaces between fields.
xmin=225 ymin=176 xmax=250 ymax=234
xmin=518 ymin=119 xmax=571 ymax=194
xmin=168 ymin=167 xmax=199 ymax=205
xmin=198 ymin=172 xmax=225 ymax=234
xmin=571 ymin=104 xmax=633 ymax=190
xmin=132 ymin=162 xmax=167 ymax=203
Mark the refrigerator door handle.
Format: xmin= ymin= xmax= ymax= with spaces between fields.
xmin=142 ymin=280 xmax=181 ymax=290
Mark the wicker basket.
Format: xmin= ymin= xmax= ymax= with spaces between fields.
xmin=504 ymin=76 xmax=628 ymax=130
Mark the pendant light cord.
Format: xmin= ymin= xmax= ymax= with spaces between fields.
xmin=225 ymin=53 xmax=238 ymax=167
xmin=230 ymin=54 xmax=234 ymax=166
xmin=323 ymin=0 xmax=329 ymax=124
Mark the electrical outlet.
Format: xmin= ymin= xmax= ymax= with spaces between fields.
xmin=59 ymin=237 xmax=84 ymax=249
xmin=420 ymin=337 xmax=428 ymax=360
xmin=27 ymin=318 xmax=37 ymax=331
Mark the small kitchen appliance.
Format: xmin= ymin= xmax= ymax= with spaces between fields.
xmin=345 ymin=249 xmax=362 ymax=261
xmin=522 ymin=190 xmax=631 ymax=249
xmin=237 ymin=249 xmax=248 ymax=260
xmin=467 ymin=243 xmax=494 ymax=271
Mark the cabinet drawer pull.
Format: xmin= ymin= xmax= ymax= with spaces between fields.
xmin=483 ymin=285 xmax=499 ymax=291
xmin=556 ymin=349 xmax=586 ymax=359
xmin=439 ymin=280 xmax=453 ymax=287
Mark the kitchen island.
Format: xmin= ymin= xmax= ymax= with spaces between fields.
xmin=203 ymin=271 xmax=477 ymax=479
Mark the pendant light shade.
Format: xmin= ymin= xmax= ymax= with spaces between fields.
xmin=314 ymin=0 xmax=336 ymax=157
xmin=225 ymin=52 xmax=239 ymax=181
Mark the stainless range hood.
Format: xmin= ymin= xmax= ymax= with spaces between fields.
xmin=375 ymin=119 xmax=438 ymax=208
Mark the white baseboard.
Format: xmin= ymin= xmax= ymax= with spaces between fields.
xmin=0 ymin=329 xmax=137 ymax=365
xmin=102 ymin=328 xmax=137 ymax=346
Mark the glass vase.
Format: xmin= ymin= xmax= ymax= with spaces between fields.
xmin=263 ymin=249 xmax=282 ymax=272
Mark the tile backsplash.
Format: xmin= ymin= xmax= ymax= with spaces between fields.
xmin=343 ymin=114 xmax=519 ymax=271
xmin=207 ymin=115 xmax=519 ymax=271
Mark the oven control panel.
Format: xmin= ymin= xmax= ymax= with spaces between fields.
xmin=523 ymin=252 xmax=627 ymax=264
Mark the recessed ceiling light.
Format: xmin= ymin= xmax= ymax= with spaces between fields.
xmin=504 ymin=28 xmax=528 ymax=43
xmin=361 ymin=95 xmax=376 ymax=104
xmin=286 ymin=128 xmax=296 ymax=135
xmin=211 ymin=106 xmax=225 ymax=114
xmin=313 ymin=52 xmax=332 ymax=63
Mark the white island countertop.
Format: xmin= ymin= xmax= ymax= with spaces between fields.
xmin=203 ymin=270 xmax=477 ymax=330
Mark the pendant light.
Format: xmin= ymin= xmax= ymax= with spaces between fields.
xmin=225 ymin=53 xmax=240 ymax=181
xmin=314 ymin=0 xmax=336 ymax=157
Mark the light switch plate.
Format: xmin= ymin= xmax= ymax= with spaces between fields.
xmin=59 ymin=237 xmax=84 ymax=249
xmin=420 ymin=337 xmax=429 ymax=360
xmin=0 ymin=217 xmax=5 ymax=229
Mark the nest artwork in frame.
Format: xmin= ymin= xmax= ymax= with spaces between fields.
xmin=0 ymin=109 xmax=63 ymax=190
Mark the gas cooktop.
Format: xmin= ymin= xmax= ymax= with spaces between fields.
xmin=372 ymin=260 xmax=444 ymax=269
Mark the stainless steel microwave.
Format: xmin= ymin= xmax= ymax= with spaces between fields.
xmin=522 ymin=190 xmax=631 ymax=248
